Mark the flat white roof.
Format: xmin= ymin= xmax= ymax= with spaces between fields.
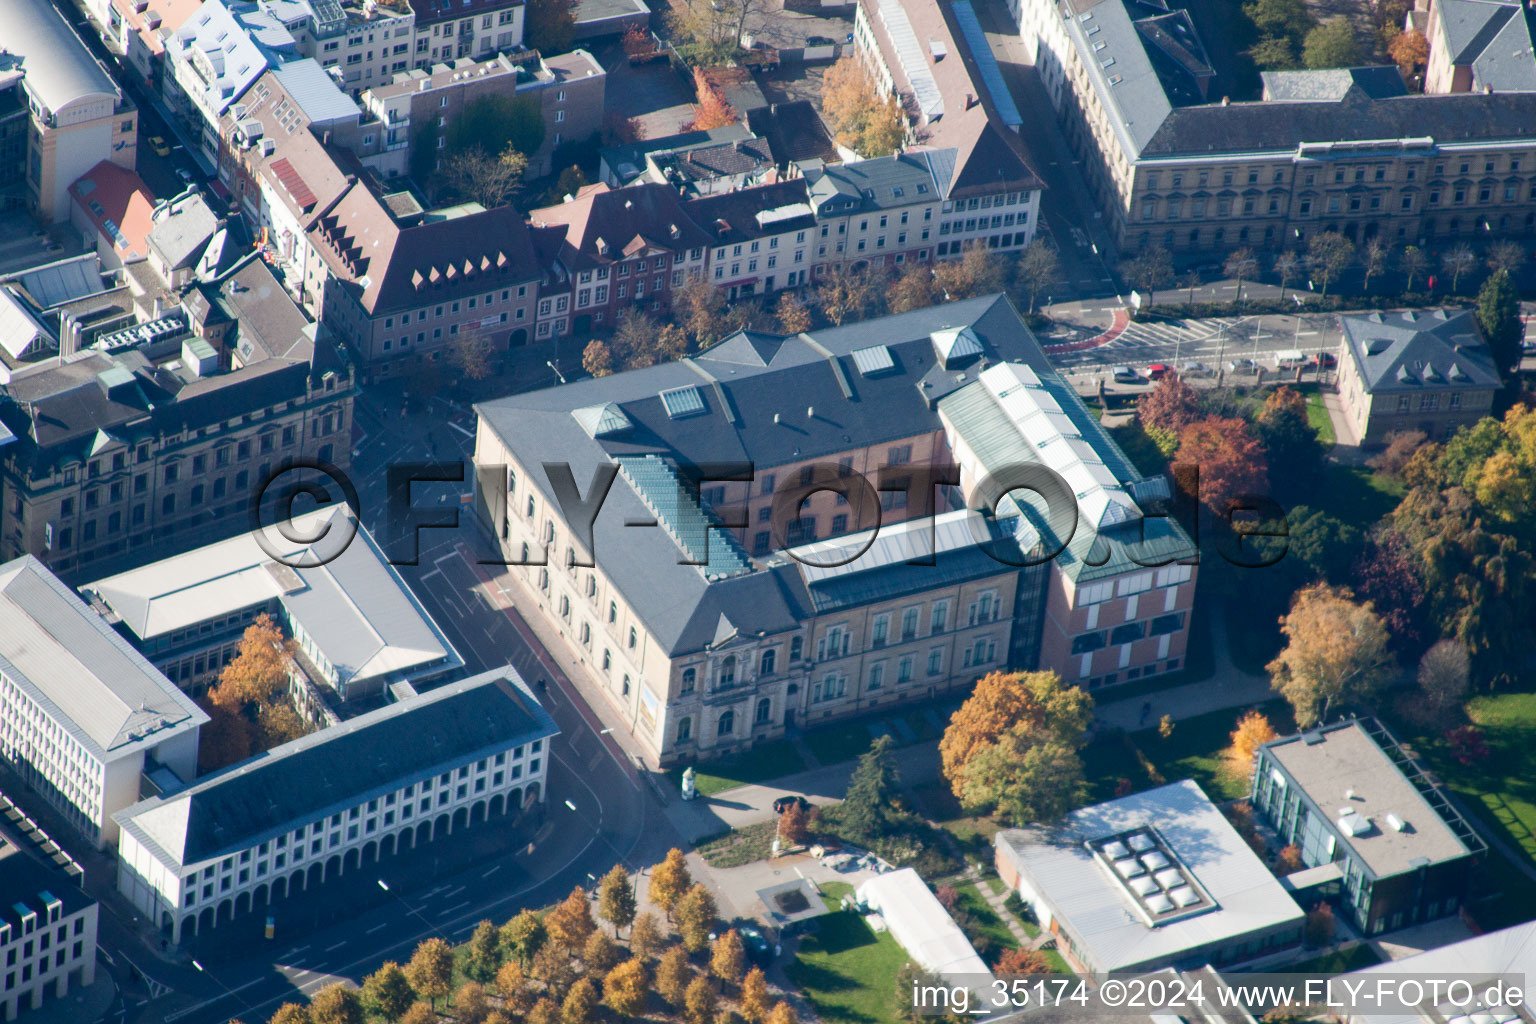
xmin=857 ymin=868 xmax=991 ymax=986
xmin=0 ymin=556 xmax=206 ymax=761
xmin=997 ymin=780 xmax=1303 ymax=973
xmin=86 ymin=505 xmax=458 ymax=687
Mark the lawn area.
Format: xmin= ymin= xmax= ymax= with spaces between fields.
xmin=804 ymin=721 xmax=886 ymax=767
xmin=1304 ymin=393 xmax=1335 ymax=445
xmin=955 ymin=883 xmax=1017 ymax=953
xmin=820 ymin=880 xmax=855 ymax=904
xmin=787 ymin=911 xmax=912 ymax=1024
xmin=698 ymin=819 xmax=779 ymax=868
xmin=1309 ymin=463 xmax=1403 ymax=527
xmin=907 ymin=780 xmax=1001 ymax=859
xmin=669 ymin=740 xmax=807 ymax=796
xmin=1083 ymin=700 xmax=1295 ymax=802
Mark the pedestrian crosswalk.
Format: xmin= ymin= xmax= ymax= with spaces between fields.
xmin=1110 ymin=317 xmax=1239 ymax=353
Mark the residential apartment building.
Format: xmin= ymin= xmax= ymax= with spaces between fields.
xmin=1 ymin=0 xmax=139 ymax=223
xmin=166 ymin=0 xmax=298 ymax=164
xmin=852 ymin=0 xmax=1043 ymax=255
xmin=84 ymin=503 xmax=463 ymax=698
xmin=529 ymin=182 xmax=712 ymax=338
xmin=1336 ymin=309 xmax=1502 ymax=446
xmin=472 ymin=295 xmax=1195 ymax=766
xmin=1252 ymin=719 xmax=1485 ymax=936
xmin=100 ymin=0 xmax=204 ymax=92
xmin=113 ymin=668 xmax=556 ymax=944
xmin=263 ymin=0 xmax=419 ymax=95
xmin=803 ymin=153 xmax=943 ymax=275
xmin=410 ymin=0 xmax=525 ymax=67
xmin=691 ymin=180 xmax=815 ymax=299
xmin=307 ymin=178 xmax=542 ymax=375
xmin=0 ymin=832 xmax=98 ymax=1023
xmin=0 ymin=253 xmax=356 ymax=580
xmin=358 ymin=48 xmax=605 ymax=181
xmin=1015 ymin=0 xmax=1536 ymax=255
xmin=0 ymin=555 xmax=207 ymax=847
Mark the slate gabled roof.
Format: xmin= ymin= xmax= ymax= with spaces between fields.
xmin=1339 ymin=309 xmax=1503 ymax=394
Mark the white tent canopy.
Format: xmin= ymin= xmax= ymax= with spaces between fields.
xmin=857 ymin=869 xmax=993 ymax=991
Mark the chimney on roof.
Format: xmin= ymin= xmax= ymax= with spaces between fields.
xmin=669 ymin=223 xmax=680 ymax=238
xmin=806 ymin=405 xmax=815 ymax=418
xmin=624 ymin=198 xmax=633 ymax=208
xmin=1221 ymin=95 xmax=1230 ymax=105
xmin=1486 ymin=83 xmax=1494 ymax=93
xmin=965 ymin=93 xmax=977 ymax=110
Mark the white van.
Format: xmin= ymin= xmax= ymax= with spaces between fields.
xmin=1272 ymin=349 xmax=1308 ymax=370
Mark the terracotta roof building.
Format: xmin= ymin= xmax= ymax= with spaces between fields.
xmin=69 ymin=162 xmax=157 ymax=270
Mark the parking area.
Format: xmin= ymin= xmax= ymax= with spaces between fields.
xmin=743 ymin=3 xmax=852 ymax=52
xmin=751 ymin=61 xmax=829 ymax=109
xmin=596 ymin=41 xmax=699 ymax=138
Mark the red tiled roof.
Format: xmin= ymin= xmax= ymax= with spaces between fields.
xmin=270 ymin=157 xmax=317 ymax=211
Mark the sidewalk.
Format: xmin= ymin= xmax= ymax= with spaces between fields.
xmin=13 ymin=960 xmax=116 ymax=1024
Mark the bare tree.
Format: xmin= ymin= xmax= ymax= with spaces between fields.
xmin=1122 ymin=246 xmax=1174 ymax=308
xmin=1360 ymin=238 xmax=1389 ymax=292
xmin=441 ymin=146 xmax=528 ymax=209
xmin=1486 ymin=239 xmax=1525 ymax=278
xmin=1442 ymin=243 xmax=1477 ymax=292
xmin=1400 ymin=245 xmax=1429 ymax=292
xmin=1274 ymin=250 xmax=1303 ymax=302
xmin=1016 ymin=240 xmax=1062 ymax=313
xmin=1307 ymin=231 xmax=1354 ymax=298
xmin=1222 ymin=247 xmax=1258 ymax=306
xmin=450 ymin=326 xmax=495 ymax=381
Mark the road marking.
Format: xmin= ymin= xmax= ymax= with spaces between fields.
xmin=366 ymin=923 xmax=388 ymax=934
xmin=325 ymin=941 xmax=348 ymax=952
xmin=483 ymin=865 xmax=501 ymax=878
xmin=163 ymin=978 xmax=266 ymax=1022
xmin=449 ymin=421 xmax=474 ymax=439
xmin=439 ymin=901 xmax=472 ymax=917
xmin=443 ymin=885 xmax=465 ymax=898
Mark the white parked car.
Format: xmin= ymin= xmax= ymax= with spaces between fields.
xmin=1112 ymin=365 xmax=1139 ymax=382
xmin=1180 ymin=362 xmax=1212 ymax=377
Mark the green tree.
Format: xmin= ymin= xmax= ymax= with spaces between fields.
xmin=525 ymin=0 xmax=576 ymax=53
xmin=842 ymin=734 xmax=901 ymax=837
xmin=467 ymin=920 xmax=502 ymax=981
xmin=501 ymin=909 xmax=547 ymax=967
xmin=675 ymin=883 xmax=717 ymax=953
xmin=406 ymin=937 xmax=454 ymax=1011
xmin=443 ymin=94 xmax=546 ymax=166
xmin=598 ymin=864 xmax=638 ymax=935
xmin=648 ymin=849 xmax=692 ymax=919
xmin=361 ymin=962 xmax=416 ymax=1022
xmin=958 ymin=727 xmax=1087 ymax=824
xmin=1245 ymin=0 xmax=1311 ymax=41
xmin=1302 ymin=17 xmax=1359 ymax=68
xmin=562 ymin=978 xmax=601 ymax=1024
xmin=941 ymin=670 xmax=1094 ymax=802
xmin=1256 ymin=386 xmax=1323 ymax=480
xmin=309 ymin=984 xmax=364 ymax=1024
xmin=1306 ymin=231 xmax=1354 ymax=297
xmin=1476 ymin=269 xmax=1522 ymax=380
xmin=1269 ymin=584 xmax=1396 ymax=726
xmin=1248 ymin=35 xmax=1299 ymax=70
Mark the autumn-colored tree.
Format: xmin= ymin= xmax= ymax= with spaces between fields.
xmin=605 ymin=957 xmax=650 ymax=1016
xmin=1256 ymin=386 xmax=1322 ymax=480
xmin=887 ymin=264 xmax=938 ymax=313
xmin=269 ymin=1005 xmax=312 ymax=1024
xmin=821 ymin=56 xmax=904 ymax=156
xmin=658 ymin=945 xmax=694 ymax=1005
xmin=814 ymin=262 xmax=884 ymax=326
xmin=940 ymin=671 xmax=1094 ymax=797
xmin=361 ymin=961 xmax=416 ymax=1021
xmin=687 ymin=68 xmax=739 ymax=130
xmin=406 ymin=937 xmax=454 ymax=1011
xmin=774 ymin=292 xmax=813 ymax=334
xmin=1278 ymin=844 xmax=1304 ymax=872
xmin=957 ymin=727 xmax=1088 ymax=823
xmin=501 ymin=908 xmax=547 ymax=967
xmin=1137 ymin=373 xmax=1202 ymax=436
xmin=685 ymin=977 xmax=719 ymax=1024
xmin=675 ymin=883 xmax=717 ymax=952
xmin=993 ymin=948 xmax=1052 ymax=975
xmin=1387 ymin=27 xmax=1428 ymax=80
xmin=1225 ymin=710 xmax=1278 ymax=778
xmin=765 ymin=1001 xmax=798 ymax=1024
xmin=309 ymin=984 xmax=364 ymax=1024
xmin=456 ymin=982 xmax=492 ymax=1024
xmin=582 ymin=339 xmax=614 ymax=377
xmin=199 ymin=613 xmax=311 ymax=770
xmin=1269 ymin=584 xmax=1396 ymax=727
xmin=442 ymin=146 xmax=527 ymax=209
xmin=779 ymin=801 xmax=810 ymax=845
xmin=584 ymin=930 xmax=622 ymax=977
xmin=649 ymin=849 xmax=692 ymax=919
xmin=562 ymin=977 xmax=601 ymax=1024
xmin=676 ymin=278 xmax=730 ymax=347
xmin=1304 ymin=902 xmax=1335 ymax=947
xmin=622 ymin=22 xmax=653 ymax=57
xmin=630 ymin=911 xmax=664 ymax=960
xmin=933 ymin=243 xmax=1006 ymax=301
xmin=529 ymin=998 xmax=562 ymax=1024
xmin=549 ymin=886 xmax=598 ymax=951
xmin=398 ymin=1006 xmax=435 ymax=1024
xmin=528 ymin=994 xmax=565 ymax=1024
xmin=495 ymin=962 xmax=537 ymax=1016
xmin=740 ymin=968 xmax=771 ymax=1024
xmin=597 ymin=864 xmax=637 ymax=936
xmin=710 ymin=929 xmax=746 ymax=987
xmin=1174 ymin=416 xmax=1269 ymax=518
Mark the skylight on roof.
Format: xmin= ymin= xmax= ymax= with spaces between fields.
xmin=851 ymin=345 xmax=895 ymax=376
xmin=660 ymin=385 xmax=706 ymax=419
xmin=1089 ymin=826 xmax=1219 ymax=927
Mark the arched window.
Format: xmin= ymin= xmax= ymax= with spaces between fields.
xmin=580 ymin=623 xmax=591 ymax=646
xmin=628 ymin=627 xmax=638 ymax=649
xmin=717 ymin=710 xmax=735 ymax=735
xmin=677 ymin=717 xmax=692 ymax=742
xmin=760 ymin=649 xmax=776 ymax=676
xmin=720 ymin=655 xmax=736 ymax=688
xmin=681 ymin=667 xmax=695 ymax=694
xmin=559 ymin=595 xmax=570 ymax=619
xmin=609 ymin=601 xmax=618 ymax=623
xmin=622 ymin=675 xmax=631 ymax=696
xmin=755 ymin=698 xmax=771 ymax=724
xmin=538 ymin=568 xmax=549 ymax=591
xmin=586 ymin=575 xmax=596 ymax=597
xmin=602 ymin=650 xmax=611 ymax=672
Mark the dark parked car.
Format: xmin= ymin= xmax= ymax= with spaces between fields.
xmin=773 ymin=795 xmax=810 ymax=814
xmin=739 ymin=925 xmax=774 ymax=965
